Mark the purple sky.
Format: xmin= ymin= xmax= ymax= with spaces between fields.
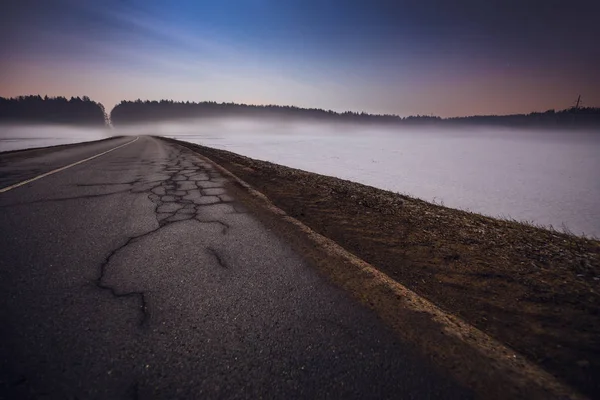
xmin=1 ymin=0 xmax=599 ymax=117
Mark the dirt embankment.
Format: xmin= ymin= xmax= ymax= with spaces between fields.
xmin=163 ymin=137 xmax=600 ymax=398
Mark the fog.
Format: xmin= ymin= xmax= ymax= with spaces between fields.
xmin=2 ymin=120 xmax=599 ymax=237
xmin=0 ymin=125 xmax=111 ymax=152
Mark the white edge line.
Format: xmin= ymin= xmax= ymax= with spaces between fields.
xmin=0 ymin=137 xmax=139 ymax=194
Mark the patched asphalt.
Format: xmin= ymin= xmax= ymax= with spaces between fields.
xmin=0 ymin=136 xmax=471 ymax=399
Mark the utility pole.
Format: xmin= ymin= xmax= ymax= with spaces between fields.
xmin=574 ymin=95 xmax=582 ymax=110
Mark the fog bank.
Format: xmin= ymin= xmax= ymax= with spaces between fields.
xmin=117 ymin=118 xmax=600 ymax=237
xmin=2 ymin=119 xmax=598 ymax=237
xmin=0 ymin=124 xmax=111 ymax=152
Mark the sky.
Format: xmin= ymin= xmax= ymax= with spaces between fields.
xmin=1 ymin=0 xmax=599 ymax=117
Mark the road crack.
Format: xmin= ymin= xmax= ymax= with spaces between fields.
xmin=92 ymin=145 xmax=241 ymax=329
xmin=206 ymin=247 xmax=228 ymax=269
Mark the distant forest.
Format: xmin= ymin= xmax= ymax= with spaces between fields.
xmin=0 ymin=96 xmax=107 ymax=126
xmin=2 ymin=95 xmax=599 ymax=129
xmin=110 ymin=99 xmax=600 ymax=129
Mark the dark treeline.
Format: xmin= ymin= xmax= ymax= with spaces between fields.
xmin=446 ymin=107 xmax=600 ymax=129
xmin=110 ymin=99 xmax=600 ymax=129
xmin=2 ymin=95 xmax=599 ymax=129
xmin=110 ymin=100 xmax=415 ymax=125
xmin=0 ymin=95 xmax=107 ymax=126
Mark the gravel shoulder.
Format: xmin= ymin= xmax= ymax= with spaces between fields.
xmin=163 ymin=137 xmax=600 ymax=398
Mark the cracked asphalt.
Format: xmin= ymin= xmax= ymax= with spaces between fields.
xmin=0 ymin=136 xmax=471 ymax=399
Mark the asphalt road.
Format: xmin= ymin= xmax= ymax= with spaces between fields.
xmin=0 ymin=136 xmax=471 ymax=399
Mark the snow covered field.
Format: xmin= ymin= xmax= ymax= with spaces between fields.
xmin=0 ymin=125 xmax=109 ymax=152
xmin=2 ymin=120 xmax=599 ymax=237
xmin=144 ymin=119 xmax=600 ymax=238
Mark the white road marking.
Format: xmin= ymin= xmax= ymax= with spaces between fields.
xmin=0 ymin=137 xmax=139 ymax=194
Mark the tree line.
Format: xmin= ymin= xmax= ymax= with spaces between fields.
xmin=109 ymin=99 xmax=441 ymax=125
xmin=445 ymin=107 xmax=600 ymax=128
xmin=0 ymin=95 xmax=107 ymax=126
xmin=110 ymin=99 xmax=600 ymax=129
xmin=1 ymin=95 xmax=599 ymax=129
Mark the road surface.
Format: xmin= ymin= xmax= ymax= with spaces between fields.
xmin=0 ymin=136 xmax=471 ymax=399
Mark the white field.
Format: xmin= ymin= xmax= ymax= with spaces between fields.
xmin=3 ymin=119 xmax=599 ymax=237
xmin=0 ymin=125 xmax=109 ymax=152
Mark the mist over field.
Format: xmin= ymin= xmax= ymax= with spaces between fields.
xmin=0 ymin=124 xmax=111 ymax=152
xmin=2 ymin=119 xmax=599 ymax=237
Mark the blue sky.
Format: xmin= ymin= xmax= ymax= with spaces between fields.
xmin=1 ymin=0 xmax=599 ymax=116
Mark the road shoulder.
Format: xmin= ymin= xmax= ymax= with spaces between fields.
xmin=162 ymin=136 xmax=589 ymax=400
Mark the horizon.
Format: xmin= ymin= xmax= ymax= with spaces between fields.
xmin=2 ymin=1 xmax=599 ymax=118
xmin=3 ymin=94 xmax=598 ymax=120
